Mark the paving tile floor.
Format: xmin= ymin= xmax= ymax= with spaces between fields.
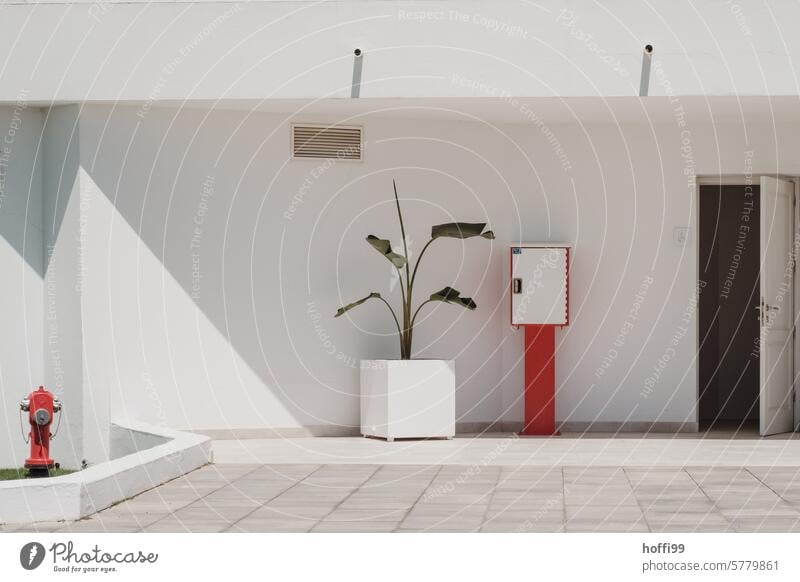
xmin=5 ymin=464 xmax=800 ymax=533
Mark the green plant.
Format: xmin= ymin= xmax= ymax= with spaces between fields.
xmin=335 ymin=180 xmax=494 ymax=359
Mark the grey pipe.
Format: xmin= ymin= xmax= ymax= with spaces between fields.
xmin=639 ymin=44 xmax=653 ymax=96
xmin=351 ymin=48 xmax=363 ymax=98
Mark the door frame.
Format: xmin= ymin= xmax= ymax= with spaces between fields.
xmin=695 ymin=175 xmax=799 ymax=433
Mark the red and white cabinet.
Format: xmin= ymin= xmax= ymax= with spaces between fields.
xmin=510 ymin=244 xmax=571 ymax=435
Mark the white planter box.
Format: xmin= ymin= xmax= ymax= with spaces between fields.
xmin=360 ymin=359 xmax=455 ymax=440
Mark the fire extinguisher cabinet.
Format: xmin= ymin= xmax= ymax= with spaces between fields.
xmin=510 ymin=244 xmax=570 ymax=436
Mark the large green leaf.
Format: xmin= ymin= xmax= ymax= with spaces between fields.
xmin=431 ymin=222 xmax=495 ymax=240
xmin=429 ymin=286 xmax=477 ymax=310
xmin=366 ymin=235 xmax=407 ymax=268
xmin=335 ymin=292 xmax=382 ymax=317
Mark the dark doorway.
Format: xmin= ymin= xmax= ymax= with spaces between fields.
xmin=699 ymin=184 xmax=761 ymax=431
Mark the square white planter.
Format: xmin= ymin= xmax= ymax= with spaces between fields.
xmin=360 ymin=359 xmax=455 ymax=440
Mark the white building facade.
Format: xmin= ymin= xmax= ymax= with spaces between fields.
xmin=1 ymin=0 xmax=799 ymax=468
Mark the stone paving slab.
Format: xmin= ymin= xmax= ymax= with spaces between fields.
xmin=4 ymin=463 xmax=800 ymax=532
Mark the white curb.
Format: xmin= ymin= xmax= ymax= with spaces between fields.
xmin=0 ymin=421 xmax=211 ymax=524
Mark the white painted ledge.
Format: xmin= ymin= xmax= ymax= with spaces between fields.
xmin=212 ymin=436 xmax=800 ymax=468
xmin=0 ymin=421 xmax=211 ymax=525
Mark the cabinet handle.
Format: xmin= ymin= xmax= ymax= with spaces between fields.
xmin=512 ymin=278 xmax=522 ymax=294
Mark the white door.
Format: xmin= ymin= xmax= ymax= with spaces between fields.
xmin=759 ymin=176 xmax=795 ymax=435
xmin=510 ymin=246 xmax=568 ymax=326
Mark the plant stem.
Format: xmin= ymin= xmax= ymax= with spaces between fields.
xmin=410 ymin=299 xmax=434 ymax=328
xmin=393 ymin=180 xmax=413 ymax=359
xmin=405 ymin=238 xmax=438 ymax=360
xmin=409 ymin=237 xmax=435 ymax=294
xmin=396 ymin=267 xmax=408 ymax=357
xmin=376 ymin=295 xmax=404 ymax=357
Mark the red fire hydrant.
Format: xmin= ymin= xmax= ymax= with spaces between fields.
xmin=20 ymin=386 xmax=62 ymax=476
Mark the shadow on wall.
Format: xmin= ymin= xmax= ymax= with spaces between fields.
xmin=0 ymin=107 xmax=44 ymax=277
xmin=0 ymin=106 xmax=46 ymax=468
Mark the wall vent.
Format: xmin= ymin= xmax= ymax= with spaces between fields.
xmin=292 ymin=124 xmax=362 ymax=160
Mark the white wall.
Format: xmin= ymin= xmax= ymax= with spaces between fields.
xmin=52 ymin=101 xmax=799 ymax=445
xmin=3 ymin=98 xmax=799 ymax=467
xmin=42 ymin=105 xmax=95 ymax=469
xmin=0 ymin=105 xmax=44 ymax=468
xmin=0 ymin=0 xmax=796 ymax=468
xmin=1 ymin=0 xmax=799 ymax=101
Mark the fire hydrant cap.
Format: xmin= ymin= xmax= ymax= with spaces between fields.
xmin=34 ymin=409 xmax=51 ymax=426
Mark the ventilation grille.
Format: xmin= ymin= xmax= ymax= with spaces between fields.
xmin=292 ymin=125 xmax=362 ymax=160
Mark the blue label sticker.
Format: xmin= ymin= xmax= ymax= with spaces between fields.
xmin=512 ymin=247 xmax=522 ymax=254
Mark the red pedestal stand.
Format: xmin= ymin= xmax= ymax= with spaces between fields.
xmin=521 ymin=325 xmax=558 ymax=436
xmin=510 ymin=243 xmax=570 ymax=437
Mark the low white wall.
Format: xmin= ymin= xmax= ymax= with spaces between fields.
xmin=0 ymin=421 xmax=210 ymax=524
xmin=109 ymin=423 xmax=171 ymax=460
